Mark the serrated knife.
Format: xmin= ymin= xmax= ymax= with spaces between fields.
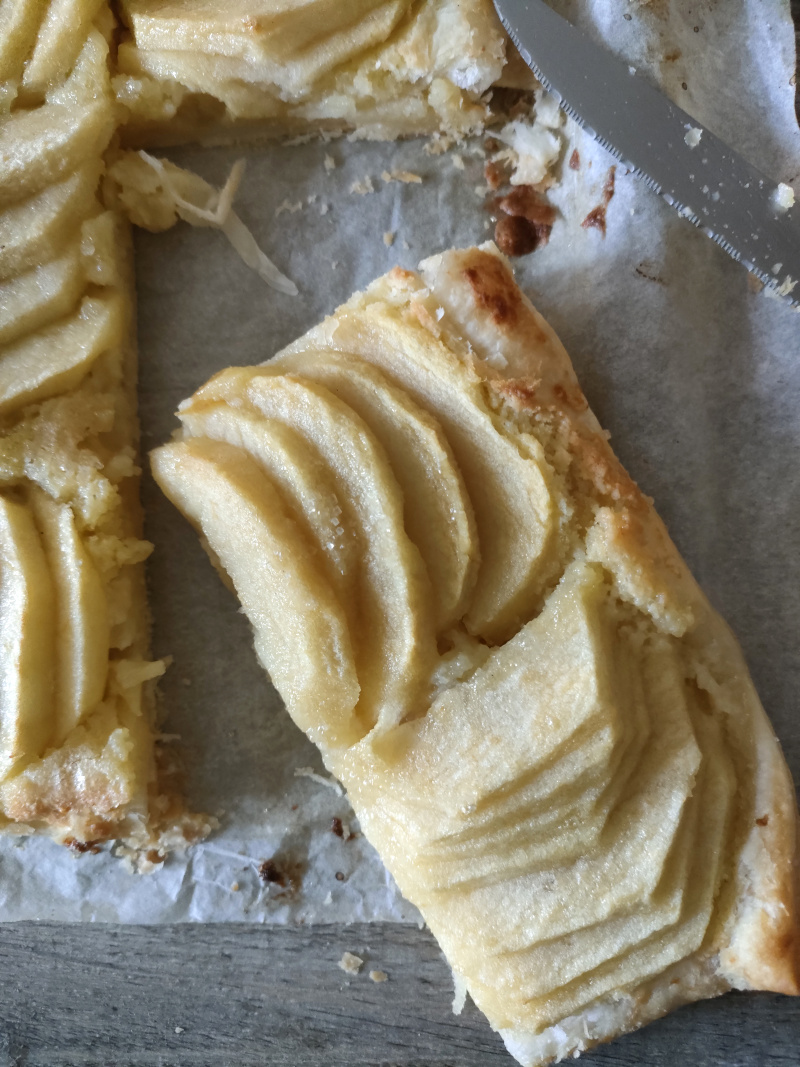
xmin=493 ymin=0 xmax=800 ymax=307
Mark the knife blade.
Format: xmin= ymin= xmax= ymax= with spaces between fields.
xmin=493 ymin=0 xmax=800 ymax=307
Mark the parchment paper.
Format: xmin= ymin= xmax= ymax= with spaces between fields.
xmin=0 ymin=0 xmax=797 ymax=924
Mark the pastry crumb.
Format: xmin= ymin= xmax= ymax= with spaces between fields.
xmin=275 ymin=198 xmax=303 ymax=216
xmin=451 ymin=153 xmax=465 ymax=170
xmin=764 ymin=274 xmax=797 ymax=299
xmin=320 ymin=203 xmax=329 ymax=215
xmin=339 ymin=951 xmax=364 ymax=975
xmin=484 ymin=161 xmax=504 ymax=189
xmin=369 ymin=969 xmax=388 ymax=983
xmin=331 ymin=816 xmax=352 ymax=838
xmin=773 ymin=182 xmax=795 ymax=212
xmin=684 ymin=126 xmax=702 ymax=148
xmin=174 ymin=1026 xmax=185 ymax=1034
xmin=452 ymin=973 xmax=468 ymax=1015
xmin=231 ymin=881 xmax=239 ymax=891
xmin=381 ymin=169 xmax=423 ymax=184
xmin=323 ymin=153 xmax=336 ymax=171
xmin=424 ymin=132 xmax=455 ymax=155
xmin=383 ymin=230 xmax=396 ymax=246
xmin=349 ymin=177 xmax=375 ymax=195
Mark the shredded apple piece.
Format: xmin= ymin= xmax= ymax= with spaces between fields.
xmin=113 ymin=151 xmax=298 ymax=296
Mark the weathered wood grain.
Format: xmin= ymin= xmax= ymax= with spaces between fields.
xmin=0 ymin=922 xmax=797 ymax=1067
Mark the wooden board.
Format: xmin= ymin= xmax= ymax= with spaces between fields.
xmin=0 ymin=921 xmax=798 ymax=1066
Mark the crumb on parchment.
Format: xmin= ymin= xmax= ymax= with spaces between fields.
xmin=349 ymin=177 xmax=375 ymax=195
xmin=274 ymin=199 xmax=303 ymax=216
xmin=381 ymin=169 xmax=423 ymax=184
xmin=774 ymin=182 xmax=795 ymax=212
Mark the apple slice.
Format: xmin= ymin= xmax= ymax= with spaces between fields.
xmin=337 ymin=560 xmax=701 ymax=933
xmin=0 ymin=30 xmax=114 ymax=208
xmin=22 ymin=0 xmax=105 ymax=95
xmin=178 ymin=399 xmax=361 ymax=624
xmin=0 ymin=245 xmax=86 ymax=346
xmin=150 ymin=436 xmax=361 ymax=750
xmin=0 ymin=495 xmax=55 ymax=782
xmin=272 ymin=349 xmax=478 ymax=633
xmin=0 ymin=99 xmax=114 ymax=209
xmin=125 ymin=0 xmax=400 ymax=61
xmin=29 ymin=490 xmax=109 ymax=747
xmin=468 ymin=722 xmax=733 ymax=1032
xmin=0 ymin=0 xmax=44 ymax=95
xmin=0 ymin=162 xmax=101 ymax=281
xmin=506 ymin=706 xmax=735 ymax=1029
xmin=191 ymin=369 xmax=437 ymax=733
xmin=0 ymin=292 xmax=124 ymax=417
xmin=287 ymin=309 xmax=560 ymax=645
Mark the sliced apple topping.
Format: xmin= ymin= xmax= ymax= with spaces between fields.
xmin=29 ymin=490 xmax=109 ymax=747
xmin=124 ymin=0 xmax=401 ymax=58
xmin=272 ymin=349 xmax=479 ymax=634
xmin=189 ymin=368 xmax=437 ymax=734
xmin=289 ymin=308 xmax=562 ymax=644
xmin=0 ymin=0 xmax=45 ymax=106
xmin=332 ymin=561 xmax=722 ymax=1034
xmin=0 ymin=494 xmax=56 ymax=782
xmin=150 ymin=436 xmax=361 ymax=750
xmin=0 ymin=292 xmax=124 ymax=416
xmin=0 ymin=245 xmax=86 ymax=346
xmin=0 ymin=162 xmax=101 ymax=281
xmin=0 ymin=29 xmax=115 ymax=207
xmin=177 ymin=399 xmax=361 ymax=626
xmin=22 ymin=0 xmax=106 ymax=96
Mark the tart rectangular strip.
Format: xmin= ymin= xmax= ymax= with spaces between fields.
xmin=0 ymin=4 xmax=207 ymax=852
xmin=153 ymin=243 xmax=799 ymax=1066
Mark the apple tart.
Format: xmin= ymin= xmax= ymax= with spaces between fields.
xmin=0 ymin=6 xmax=208 ymax=853
xmin=112 ymin=0 xmax=523 ymax=145
xmin=152 ymin=244 xmax=799 ymax=1064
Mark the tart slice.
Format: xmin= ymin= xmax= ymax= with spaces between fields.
xmin=113 ymin=0 xmax=522 ymax=145
xmin=0 ymin=5 xmax=208 ymax=855
xmin=153 ymin=244 xmax=799 ymax=1065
